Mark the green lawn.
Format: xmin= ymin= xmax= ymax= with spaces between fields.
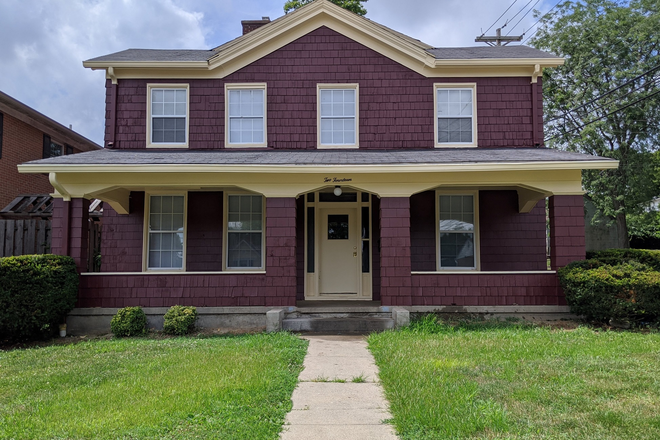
xmin=369 ymin=317 xmax=660 ymax=440
xmin=0 ymin=333 xmax=307 ymax=440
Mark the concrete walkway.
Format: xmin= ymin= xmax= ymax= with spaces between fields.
xmin=280 ymin=335 xmax=398 ymax=440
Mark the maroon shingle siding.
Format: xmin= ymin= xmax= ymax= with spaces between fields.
xmin=379 ymin=197 xmax=412 ymax=306
xmin=411 ymin=273 xmax=563 ymax=306
xmin=295 ymin=196 xmax=305 ymax=301
xmin=186 ymin=192 xmax=223 ymax=272
xmin=410 ymin=191 xmax=436 ymax=272
xmin=101 ymin=193 xmax=144 ymax=272
xmin=108 ymin=27 xmax=540 ymax=150
xmin=549 ymin=195 xmax=585 ymax=269
xmin=479 ymin=190 xmax=547 ymax=271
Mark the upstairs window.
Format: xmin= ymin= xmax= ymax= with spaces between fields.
xmin=147 ymin=84 xmax=189 ymax=148
xmin=435 ymin=84 xmax=477 ymax=147
xmin=318 ymin=84 xmax=358 ymax=148
xmin=42 ymin=135 xmax=63 ymax=158
xmin=226 ymin=84 xmax=267 ymax=147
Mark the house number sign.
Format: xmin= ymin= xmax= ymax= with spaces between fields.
xmin=324 ymin=177 xmax=353 ymax=183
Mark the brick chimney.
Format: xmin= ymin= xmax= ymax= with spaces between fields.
xmin=241 ymin=17 xmax=271 ymax=35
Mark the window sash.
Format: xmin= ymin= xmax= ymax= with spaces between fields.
xmin=227 ymin=195 xmax=264 ymax=269
xmin=147 ymin=195 xmax=185 ymax=270
xmin=436 ymin=87 xmax=474 ymax=145
xmin=227 ymin=89 xmax=265 ymax=145
xmin=150 ymin=88 xmax=187 ymax=144
xmin=320 ymin=89 xmax=356 ymax=145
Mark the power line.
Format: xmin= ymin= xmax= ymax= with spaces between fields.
xmin=501 ymin=0 xmax=536 ymax=31
xmin=545 ymin=88 xmax=660 ymax=142
xmin=521 ymin=0 xmax=563 ymax=44
xmin=479 ymin=0 xmax=519 ymax=38
xmin=545 ymin=64 xmax=660 ymax=124
xmin=505 ymin=0 xmax=542 ymax=36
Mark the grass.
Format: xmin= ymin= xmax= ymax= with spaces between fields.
xmin=0 ymin=332 xmax=307 ymax=440
xmin=368 ymin=316 xmax=660 ymax=440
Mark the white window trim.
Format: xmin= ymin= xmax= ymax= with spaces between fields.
xmin=435 ymin=189 xmax=480 ymax=271
xmin=317 ymin=83 xmax=359 ymax=149
xmin=143 ymin=192 xmax=188 ymax=272
xmin=223 ymin=192 xmax=266 ymax=271
xmin=225 ymin=83 xmax=268 ymax=148
xmin=146 ymin=84 xmax=190 ymax=149
xmin=434 ymin=83 xmax=478 ymax=148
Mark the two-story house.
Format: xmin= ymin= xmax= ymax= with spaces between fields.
xmin=20 ymin=0 xmax=617 ymax=332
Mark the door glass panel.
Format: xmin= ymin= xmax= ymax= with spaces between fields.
xmin=328 ymin=215 xmax=349 ymax=240
xmin=362 ymin=241 xmax=370 ymax=273
xmin=307 ymin=207 xmax=315 ymax=272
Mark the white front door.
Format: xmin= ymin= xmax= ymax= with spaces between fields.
xmin=319 ymin=207 xmax=359 ymax=294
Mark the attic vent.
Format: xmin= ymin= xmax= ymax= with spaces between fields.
xmin=241 ymin=17 xmax=271 ymax=35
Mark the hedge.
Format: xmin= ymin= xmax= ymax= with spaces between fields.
xmin=0 ymin=255 xmax=79 ymax=341
xmin=559 ymin=250 xmax=660 ymax=323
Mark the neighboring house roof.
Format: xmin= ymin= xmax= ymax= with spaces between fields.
xmin=21 ymin=148 xmax=616 ymax=171
xmin=83 ymin=0 xmax=562 ymax=81
xmin=0 ymin=91 xmax=102 ymax=152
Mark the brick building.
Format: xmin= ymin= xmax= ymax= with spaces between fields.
xmin=20 ymin=0 xmax=617 ymax=331
xmin=0 ymin=91 xmax=100 ymax=208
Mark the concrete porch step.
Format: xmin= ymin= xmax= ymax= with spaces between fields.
xmin=282 ymin=317 xmax=395 ymax=334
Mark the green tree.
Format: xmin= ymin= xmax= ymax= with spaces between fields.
xmin=284 ymin=0 xmax=368 ymax=16
xmin=532 ymin=0 xmax=660 ymax=248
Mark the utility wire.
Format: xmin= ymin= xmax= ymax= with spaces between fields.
xmin=479 ymin=0 xmax=519 ymax=38
xmin=501 ymin=0 xmax=535 ymax=30
xmin=521 ymin=0 xmax=563 ymax=44
xmin=545 ymin=64 xmax=660 ymax=124
xmin=545 ymin=88 xmax=660 ymax=142
xmin=505 ymin=0 xmax=542 ymax=36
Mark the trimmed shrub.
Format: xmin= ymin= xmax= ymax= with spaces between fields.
xmin=163 ymin=305 xmax=197 ymax=335
xmin=559 ymin=258 xmax=660 ymax=323
xmin=0 ymin=255 xmax=79 ymax=341
xmin=111 ymin=307 xmax=147 ymax=337
xmin=586 ymin=249 xmax=660 ymax=271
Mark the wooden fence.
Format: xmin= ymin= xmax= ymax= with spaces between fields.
xmin=0 ymin=218 xmax=51 ymax=257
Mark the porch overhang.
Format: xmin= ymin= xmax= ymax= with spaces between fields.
xmin=19 ymin=148 xmax=618 ymax=215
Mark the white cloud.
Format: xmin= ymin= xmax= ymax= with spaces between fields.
xmin=0 ymin=0 xmax=209 ymax=145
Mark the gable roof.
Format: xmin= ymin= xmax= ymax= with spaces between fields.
xmin=84 ymin=0 xmax=562 ymax=80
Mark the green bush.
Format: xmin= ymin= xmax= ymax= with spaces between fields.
xmin=163 ymin=305 xmax=197 ymax=335
xmin=111 ymin=307 xmax=147 ymax=337
xmin=559 ymin=256 xmax=660 ymax=323
xmin=586 ymin=249 xmax=660 ymax=271
xmin=0 ymin=255 xmax=79 ymax=341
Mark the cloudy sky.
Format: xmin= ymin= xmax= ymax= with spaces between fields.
xmin=0 ymin=0 xmax=554 ymax=146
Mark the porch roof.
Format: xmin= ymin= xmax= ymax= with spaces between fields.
xmin=22 ymin=147 xmax=616 ymax=171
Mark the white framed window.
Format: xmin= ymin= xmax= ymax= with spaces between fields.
xmin=318 ymin=84 xmax=358 ymax=149
xmin=225 ymin=194 xmax=265 ymax=270
xmin=436 ymin=191 xmax=479 ymax=270
xmin=147 ymin=84 xmax=189 ymax=148
xmin=225 ymin=83 xmax=267 ymax=148
xmin=145 ymin=194 xmax=187 ymax=271
xmin=434 ymin=83 xmax=477 ymax=147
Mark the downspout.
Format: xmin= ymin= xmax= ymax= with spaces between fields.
xmin=531 ymin=64 xmax=541 ymax=146
xmin=107 ymin=67 xmax=118 ymax=148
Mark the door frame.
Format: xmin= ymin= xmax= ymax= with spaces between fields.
xmin=304 ymin=190 xmax=373 ymax=300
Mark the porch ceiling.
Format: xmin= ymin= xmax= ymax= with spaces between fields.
xmin=19 ymin=148 xmax=617 ymax=215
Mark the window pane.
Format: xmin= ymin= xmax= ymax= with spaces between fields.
xmin=328 ymin=215 xmax=349 ymax=240
xmin=227 ymin=232 xmax=262 ymax=268
xmin=440 ymin=232 xmax=475 ymax=268
xmin=362 ymin=240 xmax=370 ymax=273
